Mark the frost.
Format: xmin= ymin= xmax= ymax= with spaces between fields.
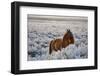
xmin=27 ymin=17 xmax=88 ymax=61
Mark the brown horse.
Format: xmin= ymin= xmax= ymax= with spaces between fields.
xmin=49 ymin=29 xmax=74 ymax=54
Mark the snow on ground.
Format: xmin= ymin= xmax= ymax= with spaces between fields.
xmin=27 ymin=15 xmax=88 ymax=61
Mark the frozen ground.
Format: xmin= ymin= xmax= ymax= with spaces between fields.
xmin=27 ymin=15 xmax=88 ymax=61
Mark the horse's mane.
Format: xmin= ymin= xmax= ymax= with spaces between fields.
xmin=63 ymin=29 xmax=73 ymax=41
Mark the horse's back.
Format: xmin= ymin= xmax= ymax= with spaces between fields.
xmin=49 ymin=38 xmax=62 ymax=54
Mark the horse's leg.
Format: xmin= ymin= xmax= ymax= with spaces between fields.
xmin=59 ymin=48 xmax=61 ymax=51
xmin=59 ymin=46 xmax=62 ymax=51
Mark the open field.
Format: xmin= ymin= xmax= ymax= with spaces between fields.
xmin=27 ymin=15 xmax=88 ymax=61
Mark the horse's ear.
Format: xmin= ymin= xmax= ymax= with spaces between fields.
xmin=67 ymin=29 xmax=70 ymax=32
xmin=66 ymin=29 xmax=70 ymax=32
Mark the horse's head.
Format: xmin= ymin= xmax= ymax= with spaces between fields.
xmin=63 ymin=29 xmax=74 ymax=44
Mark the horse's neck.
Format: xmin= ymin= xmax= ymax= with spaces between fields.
xmin=62 ymin=33 xmax=68 ymax=47
xmin=63 ymin=33 xmax=68 ymax=41
xmin=62 ymin=33 xmax=68 ymax=45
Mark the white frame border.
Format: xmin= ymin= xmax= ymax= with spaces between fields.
xmin=20 ymin=6 xmax=95 ymax=70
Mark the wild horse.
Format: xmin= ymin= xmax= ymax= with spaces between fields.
xmin=49 ymin=29 xmax=74 ymax=54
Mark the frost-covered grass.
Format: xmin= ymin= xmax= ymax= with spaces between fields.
xmin=27 ymin=15 xmax=88 ymax=61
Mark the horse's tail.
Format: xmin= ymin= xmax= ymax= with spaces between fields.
xmin=49 ymin=40 xmax=53 ymax=54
